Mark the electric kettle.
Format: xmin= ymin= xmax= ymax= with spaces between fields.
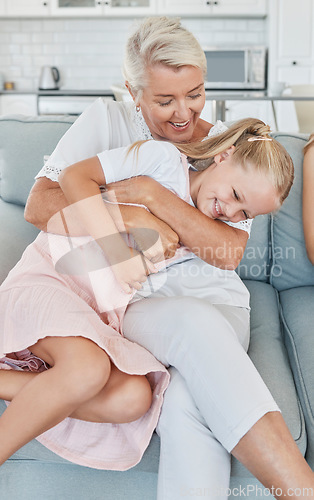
xmin=39 ymin=66 xmax=60 ymax=90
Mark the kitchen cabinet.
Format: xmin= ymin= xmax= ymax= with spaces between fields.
xmin=268 ymin=0 xmax=314 ymax=131
xmin=0 ymin=0 xmax=6 ymax=15
xmin=1 ymin=0 xmax=266 ymax=16
xmin=158 ymin=0 xmax=267 ymax=17
xmin=269 ymin=0 xmax=314 ymax=85
xmin=6 ymin=0 xmax=51 ymax=16
xmin=50 ymin=0 xmax=157 ymax=16
xmin=0 ymin=94 xmax=38 ymax=116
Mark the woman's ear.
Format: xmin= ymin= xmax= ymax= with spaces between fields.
xmin=214 ymin=145 xmax=235 ymax=166
xmin=125 ymin=81 xmax=136 ymax=102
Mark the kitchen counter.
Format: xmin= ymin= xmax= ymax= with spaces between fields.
xmin=204 ymin=90 xmax=314 ymax=127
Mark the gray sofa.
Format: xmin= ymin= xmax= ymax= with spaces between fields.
xmin=0 ymin=114 xmax=313 ymax=500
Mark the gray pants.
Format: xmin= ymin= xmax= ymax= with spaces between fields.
xmin=123 ymin=260 xmax=279 ymax=499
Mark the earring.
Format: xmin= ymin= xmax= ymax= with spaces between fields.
xmin=136 ymin=105 xmax=140 ymax=113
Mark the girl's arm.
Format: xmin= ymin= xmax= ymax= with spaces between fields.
xmin=303 ymin=136 xmax=314 ymax=264
xmin=25 ymin=177 xmax=179 ymax=261
xmin=58 ymin=157 xmax=156 ymax=293
xmin=104 ymin=176 xmax=249 ymax=270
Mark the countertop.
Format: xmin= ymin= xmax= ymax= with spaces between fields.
xmin=2 ymin=89 xmax=313 ymax=101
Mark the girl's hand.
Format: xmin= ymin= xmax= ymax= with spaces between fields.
xmin=111 ymin=249 xmax=157 ymax=294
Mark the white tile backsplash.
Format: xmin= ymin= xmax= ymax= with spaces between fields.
xmin=0 ymin=16 xmax=267 ymax=91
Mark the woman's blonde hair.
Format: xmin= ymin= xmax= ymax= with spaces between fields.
xmin=129 ymin=118 xmax=294 ymax=205
xmin=123 ymin=16 xmax=206 ymax=102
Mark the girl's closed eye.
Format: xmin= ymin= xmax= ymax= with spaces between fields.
xmin=189 ymin=93 xmax=201 ymax=100
xmin=233 ymin=189 xmax=239 ymax=200
xmin=233 ymin=189 xmax=249 ymax=219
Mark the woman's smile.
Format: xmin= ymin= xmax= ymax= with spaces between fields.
xmin=169 ymin=119 xmax=191 ymax=131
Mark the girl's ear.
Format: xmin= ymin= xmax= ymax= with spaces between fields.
xmin=214 ymin=145 xmax=235 ymax=166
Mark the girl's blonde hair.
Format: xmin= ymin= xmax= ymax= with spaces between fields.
xmin=175 ymin=118 xmax=294 ymax=205
xmin=303 ymin=133 xmax=314 ymax=154
xmin=129 ymin=118 xmax=294 ymax=205
xmin=122 ymin=16 xmax=206 ymax=103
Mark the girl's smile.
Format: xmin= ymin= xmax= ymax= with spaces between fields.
xmin=189 ymin=148 xmax=281 ymax=222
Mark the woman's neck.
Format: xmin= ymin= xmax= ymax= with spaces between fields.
xmin=192 ymin=119 xmax=213 ymax=141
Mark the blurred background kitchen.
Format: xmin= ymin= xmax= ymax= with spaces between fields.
xmin=0 ymin=0 xmax=313 ymax=133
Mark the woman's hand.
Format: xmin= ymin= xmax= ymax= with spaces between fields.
xmin=104 ymin=199 xmax=180 ymax=263
xmin=105 ymin=176 xmax=157 ymax=206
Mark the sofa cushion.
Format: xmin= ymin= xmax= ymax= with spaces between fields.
xmin=270 ymin=133 xmax=314 ymax=291
xmin=0 ymin=115 xmax=75 ymax=207
xmin=279 ymin=286 xmax=314 ymax=468
xmin=236 ymin=214 xmax=270 ymax=283
xmin=0 ymin=396 xmax=159 ymax=500
xmin=0 ymin=199 xmax=39 ymax=284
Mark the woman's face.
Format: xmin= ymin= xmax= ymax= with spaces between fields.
xmin=190 ymin=148 xmax=281 ymax=222
xmin=136 ymin=64 xmax=206 ymax=143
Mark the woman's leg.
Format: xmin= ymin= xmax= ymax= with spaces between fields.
xmin=157 ymin=367 xmax=231 ymax=500
xmin=124 ymin=296 xmax=314 ymax=499
xmin=0 ymin=362 xmax=152 ymax=424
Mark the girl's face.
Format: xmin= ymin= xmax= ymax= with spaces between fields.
xmin=133 ymin=64 xmax=206 ymax=143
xmin=189 ymin=148 xmax=281 ymax=222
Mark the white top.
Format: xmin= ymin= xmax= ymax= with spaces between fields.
xmin=98 ymin=141 xmax=190 ymax=202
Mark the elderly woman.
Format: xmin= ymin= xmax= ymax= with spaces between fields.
xmin=24 ymin=17 xmax=314 ymax=500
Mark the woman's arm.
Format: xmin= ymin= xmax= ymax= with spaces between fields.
xmin=303 ymin=136 xmax=314 ymax=264
xmin=24 ymin=177 xmax=179 ymax=261
xmin=105 ymin=176 xmax=249 ymax=270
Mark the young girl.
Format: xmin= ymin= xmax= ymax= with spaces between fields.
xmin=303 ymin=133 xmax=314 ymax=264
xmin=0 ymin=118 xmax=293 ymax=472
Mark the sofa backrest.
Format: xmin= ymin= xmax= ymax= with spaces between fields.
xmin=270 ymin=133 xmax=314 ymax=291
xmin=237 ymin=213 xmax=271 ymax=283
xmin=238 ymin=132 xmax=314 ymax=290
xmin=0 ymin=115 xmax=313 ymax=291
xmin=0 ymin=114 xmax=76 ymax=207
xmin=0 ymin=115 xmax=76 ymax=284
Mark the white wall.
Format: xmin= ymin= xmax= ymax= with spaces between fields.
xmin=0 ymin=17 xmax=267 ymax=90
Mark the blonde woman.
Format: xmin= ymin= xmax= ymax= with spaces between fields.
xmin=303 ymin=134 xmax=314 ymax=264
xmin=22 ymin=17 xmax=314 ymax=500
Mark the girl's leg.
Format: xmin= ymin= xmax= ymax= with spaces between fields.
xmin=0 ymin=362 xmax=152 ymax=424
xmin=0 ymin=336 xmax=111 ymax=465
xmin=124 ymin=296 xmax=314 ymax=499
xmin=157 ymin=367 xmax=231 ymax=500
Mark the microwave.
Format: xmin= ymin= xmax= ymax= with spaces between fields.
xmin=203 ymin=46 xmax=267 ymax=90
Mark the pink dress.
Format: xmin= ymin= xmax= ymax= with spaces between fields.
xmin=0 ymin=229 xmax=170 ymax=470
xmin=0 ymin=144 xmax=192 ymax=470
